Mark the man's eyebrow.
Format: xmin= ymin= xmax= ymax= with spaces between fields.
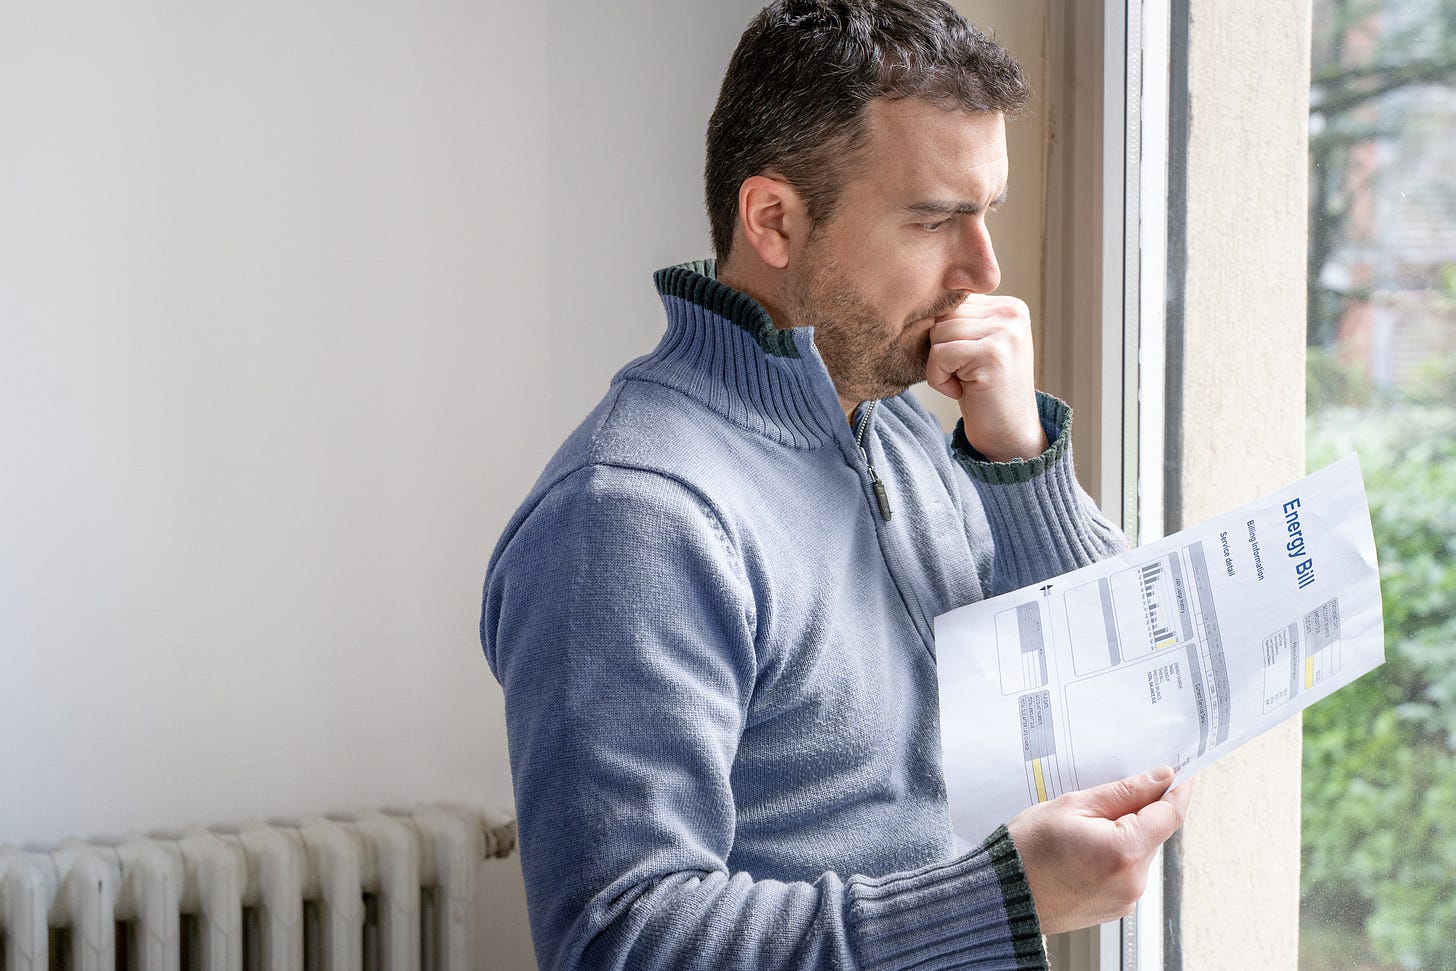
xmin=903 ymin=189 xmax=1010 ymax=217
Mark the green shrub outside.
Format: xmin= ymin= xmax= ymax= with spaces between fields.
xmin=1302 ymin=401 xmax=1456 ymax=970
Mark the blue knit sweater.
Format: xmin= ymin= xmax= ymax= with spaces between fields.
xmin=481 ymin=261 xmax=1125 ymax=970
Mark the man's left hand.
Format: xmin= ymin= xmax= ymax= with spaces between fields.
xmin=925 ymin=294 xmax=1046 ymax=462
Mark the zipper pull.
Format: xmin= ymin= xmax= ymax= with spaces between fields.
xmin=872 ymin=477 xmax=893 ymax=522
xmin=859 ymin=445 xmax=893 ymax=522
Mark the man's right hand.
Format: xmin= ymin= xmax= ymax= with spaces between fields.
xmin=1006 ymin=766 xmax=1193 ymax=934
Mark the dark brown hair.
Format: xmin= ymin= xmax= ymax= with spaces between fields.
xmin=705 ymin=0 xmax=1028 ymax=262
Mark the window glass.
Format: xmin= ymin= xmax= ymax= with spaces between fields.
xmin=1301 ymin=1 xmax=1456 ymax=968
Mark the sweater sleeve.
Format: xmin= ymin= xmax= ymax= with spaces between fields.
xmin=950 ymin=391 xmax=1128 ymax=595
xmin=481 ymin=463 xmax=1049 ymax=971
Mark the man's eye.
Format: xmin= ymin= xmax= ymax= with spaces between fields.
xmin=921 ymin=220 xmax=951 ymax=232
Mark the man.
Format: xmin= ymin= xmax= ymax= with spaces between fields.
xmin=482 ymin=1 xmax=1192 ymax=968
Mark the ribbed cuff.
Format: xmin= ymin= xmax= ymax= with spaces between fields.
xmin=848 ymin=826 xmax=1047 ymax=970
xmin=951 ymin=392 xmax=1070 ymax=485
xmin=955 ymin=392 xmax=1126 ymax=588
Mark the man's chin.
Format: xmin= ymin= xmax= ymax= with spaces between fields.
xmin=869 ymin=364 xmax=927 ymax=401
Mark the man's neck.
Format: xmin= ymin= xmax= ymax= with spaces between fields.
xmin=716 ymin=256 xmax=860 ymax=426
xmin=715 ymin=258 xmax=788 ymax=330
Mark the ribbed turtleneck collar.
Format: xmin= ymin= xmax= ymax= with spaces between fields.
xmin=652 ymin=260 xmax=800 ymax=359
xmin=618 ymin=260 xmax=849 ymax=450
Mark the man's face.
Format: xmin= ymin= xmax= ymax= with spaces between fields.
xmin=785 ymin=100 xmax=1009 ymax=405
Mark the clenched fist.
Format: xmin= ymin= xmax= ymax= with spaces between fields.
xmin=924 ymin=294 xmax=1046 ymax=462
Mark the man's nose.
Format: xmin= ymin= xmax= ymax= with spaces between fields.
xmin=945 ymin=224 xmax=1001 ymax=294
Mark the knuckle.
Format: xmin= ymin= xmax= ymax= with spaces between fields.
xmin=1112 ymin=841 xmax=1144 ymax=874
xmin=986 ymin=296 xmax=1029 ymax=324
xmin=925 ymin=343 xmax=957 ymax=371
xmin=1120 ymin=873 xmax=1148 ymax=912
xmin=1111 ymin=777 xmax=1139 ymax=803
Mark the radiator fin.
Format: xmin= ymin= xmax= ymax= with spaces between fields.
xmin=0 ymin=806 xmax=515 ymax=971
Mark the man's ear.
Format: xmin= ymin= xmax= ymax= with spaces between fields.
xmin=736 ymin=175 xmax=808 ymax=270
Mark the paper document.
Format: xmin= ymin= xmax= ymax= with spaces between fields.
xmin=936 ymin=456 xmax=1384 ymax=842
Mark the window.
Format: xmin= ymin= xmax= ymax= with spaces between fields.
xmin=1041 ymin=0 xmax=1176 ymax=963
xmin=1299 ymin=1 xmax=1456 ymax=968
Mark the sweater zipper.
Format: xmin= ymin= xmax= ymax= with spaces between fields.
xmin=854 ymin=400 xmax=893 ymax=522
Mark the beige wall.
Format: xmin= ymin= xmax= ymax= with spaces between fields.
xmin=1175 ymin=0 xmax=1312 ymax=967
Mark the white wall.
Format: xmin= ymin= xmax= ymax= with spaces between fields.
xmin=0 ymin=0 xmax=754 ymax=843
xmin=546 ymin=0 xmax=761 ymax=435
xmin=1 ymin=1 xmax=539 ymax=845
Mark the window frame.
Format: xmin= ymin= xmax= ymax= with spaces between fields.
xmin=1041 ymin=0 xmax=1183 ymax=966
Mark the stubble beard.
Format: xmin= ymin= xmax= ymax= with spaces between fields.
xmin=789 ymin=247 xmax=955 ymax=405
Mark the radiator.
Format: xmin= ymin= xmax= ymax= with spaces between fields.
xmin=0 ymin=805 xmax=518 ymax=971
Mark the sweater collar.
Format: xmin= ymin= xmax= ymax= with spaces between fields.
xmin=620 ymin=260 xmax=849 ymax=450
xmin=652 ymin=259 xmax=800 ymax=359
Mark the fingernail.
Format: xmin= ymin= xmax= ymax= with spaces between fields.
xmin=1147 ymin=766 xmax=1173 ymax=784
